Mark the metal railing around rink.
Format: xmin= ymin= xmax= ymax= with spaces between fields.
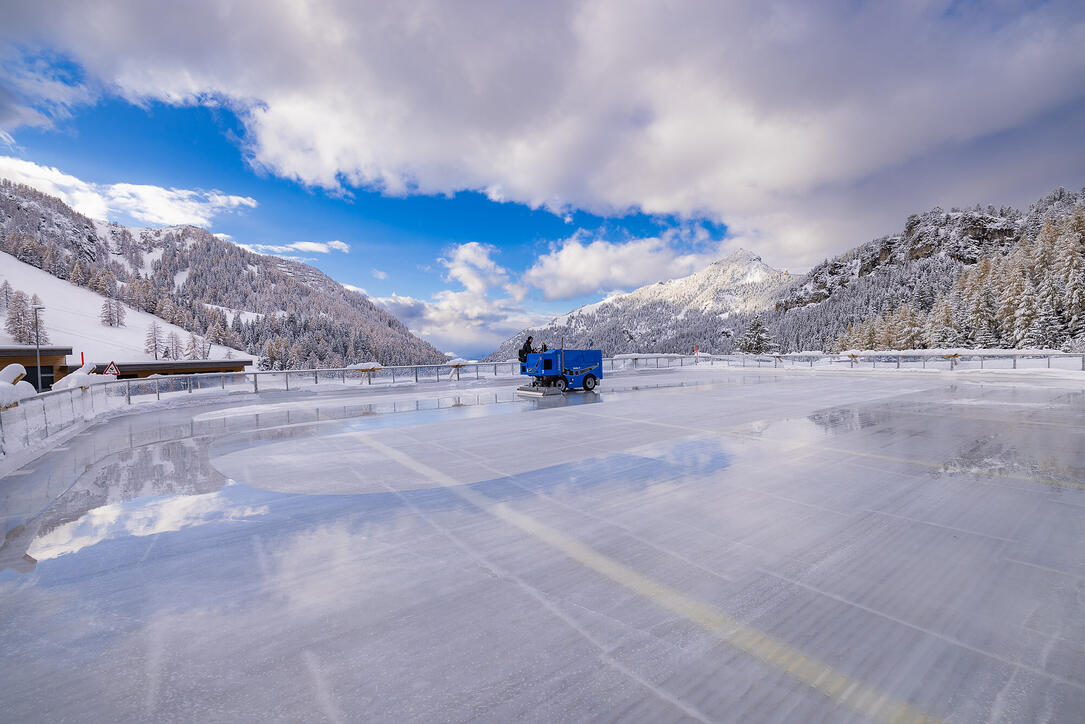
xmin=2 ymin=351 xmax=1082 ymax=459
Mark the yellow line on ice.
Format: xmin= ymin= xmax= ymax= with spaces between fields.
xmin=358 ymin=435 xmax=939 ymax=724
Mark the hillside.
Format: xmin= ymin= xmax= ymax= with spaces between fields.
xmin=485 ymin=250 xmax=791 ymax=359
xmin=488 ymin=186 xmax=1085 ymax=357
xmin=766 ymin=186 xmax=1085 ymax=352
xmin=0 ymin=179 xmax=446 ymax=368
xmin=0 ymin=251 xmax=251 ymax=364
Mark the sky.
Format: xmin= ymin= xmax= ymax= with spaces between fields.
xmin=1 ymin=1 xmax=1084 ymax=358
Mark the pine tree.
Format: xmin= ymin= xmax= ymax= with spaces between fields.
xmin=145 ymin=321 xmax=163 ymax=360
xmin=1015 ymin=279 xmax=1040 ymax=348
xmin=1065 ymin=267 xmax=1085 ymax=339
xmin=0 ymin=280 xmax=11 ymax=308
xmin=1031 ymin=278 xmax=1065 ymax=349
xmin=737 ymin=316 xmax=774 ymax=354
xmin=29 ymin=295 xmax=49 ymax=344
xmin=925 ymin=296 xmax=959 ymax=348
xmin=970 ymin=288 xmax=1001 ymax=348
xmin=185 ymin=332 xmax=203 ymax=360
xmin=69 ymin=260 xmax=85 ymax=286
xmin=4 ymin=290 xmax=32 ymax=344
xmin=100 ymin=299 xmax=116 ymax=327
xmin=166 ymin=331 xmax=183 ymax=360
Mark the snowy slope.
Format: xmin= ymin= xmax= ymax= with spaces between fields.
xmin=0 ymin=251 xmax=253 ymax=365
xmin=486 ymin=249 xmax=791 ymax=359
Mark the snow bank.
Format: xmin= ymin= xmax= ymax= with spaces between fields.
xmin=0 ymin=364 xmax=38 ymax=408
xmin=51 ymin=363 xmax=117 ymax=390
xmin=446 ymin=358 xmax=468 ymax=366
xmin=350 ymin=361 xmax=383 ymax=370
xmin=0 ymin=363 xmax=27 ymax=385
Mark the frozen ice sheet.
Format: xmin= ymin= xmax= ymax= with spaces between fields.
xmin=1 ymin=370 xmax=1084 ymax=722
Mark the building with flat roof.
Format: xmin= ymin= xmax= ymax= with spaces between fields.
xmin=0 ymin=345 xmax=74 ymax=390
xmin=88 ymin=359 xmax=251 ymax=379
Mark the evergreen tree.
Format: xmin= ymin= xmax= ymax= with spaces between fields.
xmin=925 ymin=296 xmax=959 ymax=348
xmin=1031 ymin=278 xmax=1065 ymax=349
xmin=737 ymin=316 xmax=774 ymax=354
xmin=970 ymin=289 xmax=1001 ymax=348
xmin=29 ymin=294 xmax=49 ymax=344
xmin=166 ymin=331 xmax=183 ymax=360
xmin=144 ymin=321 xmax=163 ymax=360
xmin=1015 ymin=279 xmax=1041 ymax=348
xmin=0 ymin=280 xmax=11 ymax=308
xmin=4 ymin=290 xmax=31 ymax=344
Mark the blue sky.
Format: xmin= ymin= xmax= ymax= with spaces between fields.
xmin=2 ymin=1 xmax=1084 ymax=357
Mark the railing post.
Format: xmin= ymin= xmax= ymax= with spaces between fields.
xmin=493 ymin=364 xmax=497 ymax=376
xmin=188 ymin=376 xmax=193 ymax=393
xmin=314 ymin=370 xmax=319 ymax=384
xmin=1012 ymin=356 xmax=1016 ymax=370
xmin=1047 ymin=355 xmax=1051 ymax=369
xmin=414 ymin=367 xmax=418 ymax=382
xmin=41 ymin=397 xmax=49 ymax=437
xmin=0 ymin=405 xmax=5 ymax=453
xmin=222 ymin=374 xmax=226 ymax=389
xmin=156 ymin=378 xmax=161 ymax=400
xmin=254 ymin=373 xmax=259 ymax=393
xmin=342 ymin=369 xmax=347 ymax=384
xmin=896 ymin=354 xmax=900 ymax=369
xmin=1081 ymin=354 xmax=1084 ymax=372
xmin=285 ymin=372 xmax=290 ymax=391
xmin=126 ymin=380 xmax=131 ymax=404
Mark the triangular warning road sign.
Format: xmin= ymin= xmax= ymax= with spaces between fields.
xmin=104 ymin=361 xmax=120 ymax=376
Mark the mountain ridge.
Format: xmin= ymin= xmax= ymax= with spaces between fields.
xmin=0 ymin=179 xmax=446 ymax=367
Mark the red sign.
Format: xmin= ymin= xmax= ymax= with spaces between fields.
xmin=104 ymin=361 xmax=120 ymax=376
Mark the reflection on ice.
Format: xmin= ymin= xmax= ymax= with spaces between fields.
xmin=27 ymin=483 xmax=268 ymax=562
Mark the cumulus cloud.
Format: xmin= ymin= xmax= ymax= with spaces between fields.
xmin=239 ymin=240 xmax=350 ymax=255
xmin=0 ymin=155 xmax=256 ymax=226
xmin=342 ymin=283 xmax=367 ymax=295
xmin=374 ymin=242 xmax=546 ymax=355
xmin=524 ymin=227 xmax=726 ymax=300
xmin=370 ymin=268 xmax=387 ymax=280
xmin=4 ymin=1 xmax=1084 ymax=265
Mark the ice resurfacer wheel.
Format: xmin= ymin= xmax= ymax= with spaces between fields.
xmin=554 ymin=376 xmax=569 ymax=392
xmin=582 ymin=374 xmax=596 ymax=391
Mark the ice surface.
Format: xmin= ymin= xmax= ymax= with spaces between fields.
xmin=1 ymin=369 xmax=1083 ymax=722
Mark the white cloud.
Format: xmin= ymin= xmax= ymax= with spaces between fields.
xmin=370 ymin=268 xmax=387 ymax=280
xmin=374 ymin=242 xmax=545 ymax=355
xmin=239 ymin=240 xmax=350 ymax=255
xmin=342 ymin=283 xmax=367 ymax=295
xmin=3 ymin=2 xmax=1085 ymax=267
xmin=524 ymin=228 xmax=724 ymax=300
xmin=0 ymin=155 xmax=256 ymax=226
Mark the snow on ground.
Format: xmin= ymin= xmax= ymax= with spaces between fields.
xmin=1 ymin=369 xmax=1083 ymax=721
xmin=204 ymin=304 xmax=262 ymax=325
xmin=0 ymin=252 xmax=253 ymax=366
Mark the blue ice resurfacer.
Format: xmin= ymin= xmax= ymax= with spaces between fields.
xmin=517 ymin=346 xmax=603 ymax=396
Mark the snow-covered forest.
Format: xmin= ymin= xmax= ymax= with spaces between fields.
xmin=0 ymin=180 xmax=446 ymax=368
xmin=487 ymin=186 xmax=1085 ymax=358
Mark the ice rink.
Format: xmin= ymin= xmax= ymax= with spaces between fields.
xmin=1 ymin=367 xmax=1084 ymax=722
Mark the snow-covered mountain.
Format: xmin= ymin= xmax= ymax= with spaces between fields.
xmin=767 ymin=186 xmax=1085 ymax=352
xmin=485 ymin=250 xmax=792 ymax=359
xmin=488 ymin=185 xmax=1085 ymax=357
xmin=0 ymin=179 xmax=446 ymax=367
